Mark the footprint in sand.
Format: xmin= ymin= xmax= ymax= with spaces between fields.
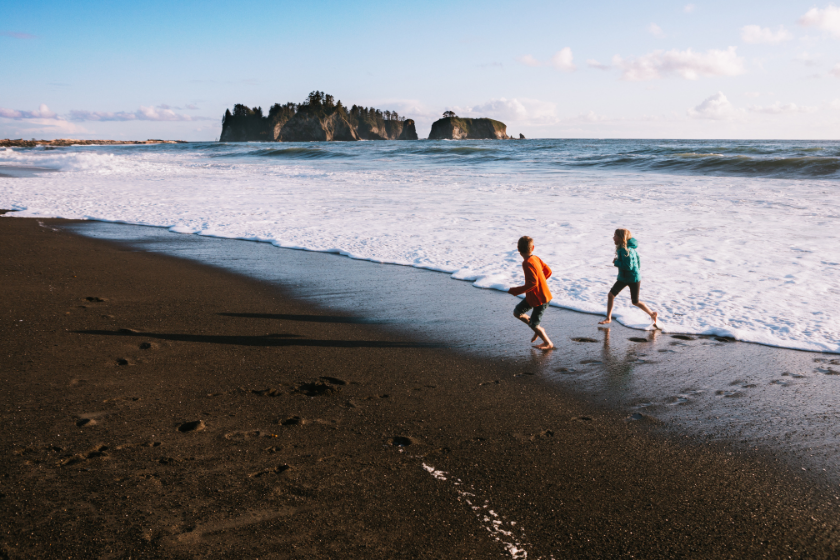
xmin=579 ymin=359 xmax=602 ymax=365
xmin=816 ymin=367 xmax=840 ymax=375
xmin=670 ymin=334 xmax=695 ymax=341
xmin=554 ymin=367 xmax=577 ymax=373
xmin=294 ymin=380 xmax=342 ymax=397
xmin=249 ymin=464 xmax=290 ymax=477
xmin=139 ymin=342 xmax=156 ymax=350
xmin=628 ymin=337 xmax=649 ymax=343
xmin=571 ymin=337 xmax=599 ymax=343
xmin=85 ymin=297 xmax=108 ymax=303
xmin=627 ymin=412 xmax=660 ymax=423
xmin=224 ymin=430 xmax=266 ymax=440
xmin=59 ymin=445 xmax=109 ymax=467
xmin=177 ymin=420 xmax=206 ymax=433
xmin=76 ymin=418 xmax=97 ymax=427
xmin=115 ymin=358 xmax=133 ymax=366
xmin=782 ymin=372 xmax=807 ymax=378
xmin=279 ymin=416 xmax=306 ymax=426
xmin=389 ymin=436 xmax=419 ymax=447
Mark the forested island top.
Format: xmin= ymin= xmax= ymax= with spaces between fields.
xmin=220 ymin=91 xmax=417 ymax=142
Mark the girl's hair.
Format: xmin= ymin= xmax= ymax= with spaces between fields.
xmin=614 ymin=228 xmax=632 ymax=250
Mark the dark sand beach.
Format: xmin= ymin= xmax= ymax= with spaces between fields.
xmin=2 ymin=217 xmax=840 ymax=559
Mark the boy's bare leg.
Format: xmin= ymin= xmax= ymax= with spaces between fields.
xmin=598 ymin=292 xmax=615 ymax=324
xmin=532 ymin=325 xmax=554 ymax=350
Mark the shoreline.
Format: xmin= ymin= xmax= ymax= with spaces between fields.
xmin=2 ymin=217 xmax=840 ymax=558
xmin=3 ymin=213 xmax=835 ymax=355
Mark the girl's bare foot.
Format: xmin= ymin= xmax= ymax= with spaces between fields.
xmin=531 ymin=332 xmax=539 ymax=343
xmin=651 ymin=312 xmax=659 ymax=326
xmin=598 ymin=318 xmax=612 ymax=324
xmin=534 ymin=342 xmax=554 ymax=350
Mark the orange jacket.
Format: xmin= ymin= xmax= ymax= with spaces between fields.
xmin=509 ymin=255 xmax=552 ymax=306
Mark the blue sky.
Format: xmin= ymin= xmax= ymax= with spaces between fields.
xmin=2 ymin=0 xmax=840 ymax=139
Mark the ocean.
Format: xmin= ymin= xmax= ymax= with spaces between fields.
xmin=1 ymin=139 xmax=838 ymax=353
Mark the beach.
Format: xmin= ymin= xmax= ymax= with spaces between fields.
xmin=2 ymin=216 xmax=840 ymax=559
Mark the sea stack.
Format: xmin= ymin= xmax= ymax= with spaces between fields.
xmin=219 ymin=91 xmax=419 ymax=142
xmin=427 ymin=115 xmax=509 ymax=140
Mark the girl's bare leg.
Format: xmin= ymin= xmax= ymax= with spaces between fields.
xmin=598 ymin=292 xmax=615 ymax=324
xmin=633 ymin=301 xmax=658 ymax=324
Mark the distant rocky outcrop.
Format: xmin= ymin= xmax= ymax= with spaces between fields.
xmin=220 ymin=91 xmax=418 ymax=142
xmin=519 ymin=133 xmax=526 ymax=139
xmin=427 ymin=116 xmax=509 ymax=140
xmin=0 ymin=139 xmax=186 ymax=148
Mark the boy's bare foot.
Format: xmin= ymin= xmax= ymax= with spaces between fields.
xmin=651 ymin=312 xmax=659 ymax=326
xmin=531 ymin=332 xmax=539 ymax=343
xmin=534 ymin=342 xmax=554 ymax=350
xmin=598 ymin=318 xmax=612 ymax=324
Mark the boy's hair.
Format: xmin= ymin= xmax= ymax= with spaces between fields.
xmin=517 ymin=236 xmax=534 ymax=254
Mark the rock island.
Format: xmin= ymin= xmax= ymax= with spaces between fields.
xmin=220 ymin=91 xmax=418 ymax=142
xmin=428 ymin=112 xmax=510 ymax=140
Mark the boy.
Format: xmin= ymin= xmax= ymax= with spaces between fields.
xmin=508 ymin=236 xmax=554 ymax=350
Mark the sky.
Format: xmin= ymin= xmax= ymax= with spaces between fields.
xmin=2 ymin=0 xmax=840 ymax=140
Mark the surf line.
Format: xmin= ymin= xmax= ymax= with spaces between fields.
xmin=421 ymin=463 xmax=549 ymax=560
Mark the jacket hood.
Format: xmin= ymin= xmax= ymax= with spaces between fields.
xmin=626 ymin=238 xmax=638 ymax=249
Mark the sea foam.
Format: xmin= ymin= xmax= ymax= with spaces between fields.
xmin=1 ymin=140 xmax=838 ymax=353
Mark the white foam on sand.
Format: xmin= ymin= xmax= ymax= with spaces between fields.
xmin=1 ymin=145 xmax=838 ymax=353
xmin=422 ymin=463 xmax=534 ymax=559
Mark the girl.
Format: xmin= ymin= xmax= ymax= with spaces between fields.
xmin=598 ymin=228 xmax=659 ymax=327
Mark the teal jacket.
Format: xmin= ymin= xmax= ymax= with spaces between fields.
xmin=614 ymin=238 xmax=641 ymax=283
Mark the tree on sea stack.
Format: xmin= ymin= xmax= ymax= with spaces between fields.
xmin=443 ymin=110 xmax=457 ymax=118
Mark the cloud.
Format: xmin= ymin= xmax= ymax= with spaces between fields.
xmin=517 ymin=54 xmax=541 ymax=67
xmin=0 ymin=104 xmax=58 ymax=120
xmin=747 ymin=102 xmax=816 ymax=114
xmin=795 ymin=52 xmax=821 ymax=67
xmin=68 ymin=105 xmax=211 ymax=122
xmin=647 ymin=23 xmax=665 ymax=37
xmin=1 ymin=31 xmax=36 ymax=39
xmin=550 ymin=48 xmax=576 ymax=71
xmin=798 ymin=5 xmax=840 ymax=37
xmin=831 ymin=62 xmax=840 ymax=77
xmin=449 ymin=97 xmax=558 ymax=125
xmin=574 ymin=110 xmax=609 ymax=123
xmin=586 ymin=59 xmax=611 ymax=70
xmin=613 ymin=47 xmax=744 ymax=80
xmin=185 ymin=104 xmax=199 ymax=110
xmin=743 ymin=91 xmax=762 ymax=98
xmin=518 ymin=48 xmax=576 ymax=72
xmin=684 ymin=4 xmax=696 ymax=13
xmin=687 ymin=92 xmax=742 ymax=120
xmin=741 ymin=25 xmax=793 ymax=44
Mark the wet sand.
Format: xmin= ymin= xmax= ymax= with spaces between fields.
xmin=2 ymin=217 xmax=840 ymax=559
